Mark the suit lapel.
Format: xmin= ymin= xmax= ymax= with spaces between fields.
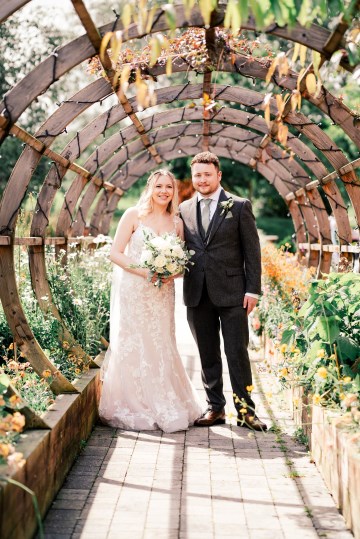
xmin=206 ymin=189 xmax=228 ymax=246
xmin=186 ymin=196 xmax=203 ymax=242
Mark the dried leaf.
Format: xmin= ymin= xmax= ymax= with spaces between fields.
xmin=99 ymin=32 xmax=113 ymax=65
xmin=265 ymin=58 xmax=277 ymax=85
xmin=299 ymin=45 xmax=307 ymax=67
xmin=290 ymin=90 xmax=301 ymax=111
xmin=149 ymin=36 xmax=162 ymax=67
xmin=183 ymin=0 xmax=196 ymax=18
xmin=120 ymin=65 xmax=132 ymax=92
xmin=121 ymin=4 xmax=132 ymax=31
xmin=292 ymin=42 xmax=300 ymax=64
xmin=145 ymin=7 xmax=157 ymax=34
xmin=306 ymin=73 xmax=317 ymax=95
xmin=277 ymin=122 xmax=288 ymax=146
xmin=166 ymin=56 xmax=172 ymax=76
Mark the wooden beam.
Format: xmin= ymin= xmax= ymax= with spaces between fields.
xmin=70 ymin=0 xmax=162 ymax=165
xmin=0 ymin=116 xmax=124 ymax=197
xmin=0 ymin=236 xmax=102 ymax=246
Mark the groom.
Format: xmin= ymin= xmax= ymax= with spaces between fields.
xmin=179 ymin=152 xmax=266 ymax=431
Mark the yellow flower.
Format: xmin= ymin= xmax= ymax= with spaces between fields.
xmin=316 ymin=367 xmax=327 ymax=379
xmin=239 ymin=407 xmax=247 ymax=414
xmin=75 ymin=368 xmax=81 ymax=375
xmin=227 ymin=411 xmax=235 ymax=420
xmin=280 ymin=344 xmax=287 ymax=354
xmin=42 ymin=369 xmax=52 ymax=379
xmin=279 ymin=367 xmax=288 ymax=377
xmin=8 ymin=343 xmax=14 ymax=351
xmin=234 ymin=396 xmax=240 ymax=404
xmin=10 ymin=412 xmax=25 ymax=432
xmin=246 ymin=385 xmax=254 ymax=393
xmin=0 ymin=443 xmax=11 ymax=457
xmin=62 ymin=341 xmax=70 ymax=350
xmin=9 ymin=395 xmax=22 ymax=406
xmin=316 ymin=349 xmax=326 ymax=358
xmin=339 ymin=393 xmax=345 ymax=400
xmin=313 ymin=394 xmax=322 ymax=405
xmin=343 ymin=377 xmax=352 ymax=384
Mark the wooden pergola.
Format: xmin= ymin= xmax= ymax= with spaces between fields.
xmin=0 ymin=1 xmax=359 ymax=422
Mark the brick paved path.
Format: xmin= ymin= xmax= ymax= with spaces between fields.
xmin=42 ymin=284 xmax=353 ymax=539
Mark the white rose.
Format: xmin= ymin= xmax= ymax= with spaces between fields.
xmin=140 ymin=250 xmax=153 ymax=264
xmin=166 ymin=262 xmax=178 ymax=273
xmin=172 ymin=245 xmax=185 ymax=258
xmin=150 ymin=236 xmax=170 ymax=250
xmin=154 ymin=255 xmax=167 ymax=268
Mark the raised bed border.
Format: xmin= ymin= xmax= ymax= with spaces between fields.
xmin=0 ymin=363 xmax=102 ymax=539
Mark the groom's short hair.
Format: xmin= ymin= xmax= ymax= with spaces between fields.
xmin=191 ymin=152 xmax=220 ymax=172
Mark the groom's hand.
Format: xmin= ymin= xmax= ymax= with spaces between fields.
xmin=243 ymin=295 xmax=258 ymax=315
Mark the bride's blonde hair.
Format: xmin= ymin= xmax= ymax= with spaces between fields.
xmin=137 ymin=169 xmax=179 ymax=217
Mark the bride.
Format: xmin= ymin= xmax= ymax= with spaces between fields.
xmin=99 ymin=169 xmax=203 ymax=432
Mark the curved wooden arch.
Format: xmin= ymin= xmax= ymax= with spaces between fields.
xmin=85 ymin=134 xmax=325 ymax=272
xmin=0 ymin=1 xmax=358 ymax=403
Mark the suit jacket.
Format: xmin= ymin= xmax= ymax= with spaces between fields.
xmin=180 ymin=189 xmax=261 ymax=308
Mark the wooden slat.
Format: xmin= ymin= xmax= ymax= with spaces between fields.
xmin=0 ymin=0 xmax=30 ymax=23
xmin=0 ymin=236 xmax=99 ymax=246
xmin=299 ymin=243 xmax=360 ymax=254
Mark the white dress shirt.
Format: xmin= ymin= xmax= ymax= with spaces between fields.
xmin=197 ymin=188 xmax=259 ymax=300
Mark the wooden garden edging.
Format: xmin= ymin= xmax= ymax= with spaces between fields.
xmin=0 ymin=358 xmax=103 ymax=539
xmin=288 ymin=386 xmax=360 ymax=538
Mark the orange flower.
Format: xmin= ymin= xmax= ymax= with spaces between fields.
xmin=42 ymin=369 xmax=52 ymax=379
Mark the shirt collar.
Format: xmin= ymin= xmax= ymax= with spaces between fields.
xmin=197 ymin=185 xmax=223 ymax=204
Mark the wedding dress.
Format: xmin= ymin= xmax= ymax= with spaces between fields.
xmin=99 ymin=223 xmax=203 ymax=433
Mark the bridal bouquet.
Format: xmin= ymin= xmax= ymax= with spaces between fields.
xmin=134 ymin=231 xmax=195 ymax=288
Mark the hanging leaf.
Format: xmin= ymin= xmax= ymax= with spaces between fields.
xmin=262 ymin=92 xmax=273 ymax=128
xmin=199 ymin=0 xmax=217 ymax=26
xmin=292 ymin=42 xmax=301 ymax=64
xmin=99 ymin=32 xmax=113 ymax=64
xmin=297 ymin=67 xmax=306 ymax=91
xmin=110 ymin=31 xmax=123 ymax=66
xmin=163 ymin=3 xmax=177 ymax=32
xmin=312 ymin=50 xmax=322 ymax=78
xmin=135 ymin=69 xmax=149 ymax=111
xmin=290 ymin=90 xmax=301 ymax=111
xmin=277 ymin=52 xmax=289 ymax=78
xmin=120 ymin=65 xmax=132 ymax=92
xmin=299 ymin=45 xmax=307 ymax=66
xmin=183 ymin=0 xmax=196 ymax=19
xmin=145 ymin=7 xmax=157 ymax=34
xmin=277 ymin=122 xmax=288 ymax=146
xmin=306 ymin=73 xmax=317 ymax=95
xmin=121 ymin=4 xmax=132 ymax=31
xmin=249 ymin=0 xmax=266 ymax=29
xmin=265 ymin=57 xmax=277 ymax=85
xmin=149 ymin=36 xmax=162 ymax=67
xmin=166 ymin=56 xmax=173 ymax=76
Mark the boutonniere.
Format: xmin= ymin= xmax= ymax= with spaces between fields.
xmin=219 ymin=197 xmax=234 ymax=216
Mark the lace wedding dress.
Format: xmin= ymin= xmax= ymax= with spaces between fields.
xmin=99 ymin=223 xmax=203 ymax=433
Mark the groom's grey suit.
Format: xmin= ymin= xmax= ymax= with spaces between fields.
xmin=180 ymin=189 xmax=261 ymax=414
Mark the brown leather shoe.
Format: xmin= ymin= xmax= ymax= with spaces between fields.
xmin=195 ymin=409 xmax=226 ymax=427
xmin=237 ymin=413 xmax=267 ymax=431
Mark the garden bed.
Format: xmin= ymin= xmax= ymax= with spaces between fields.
xmin=0 ymin=358 xmax=103 ymax=539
